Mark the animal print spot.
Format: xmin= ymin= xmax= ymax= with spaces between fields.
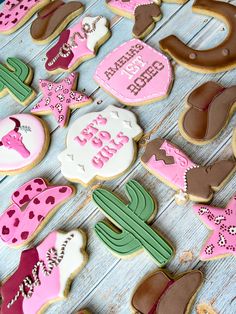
xmin=21 ymin=231 xmax=29 ymax=240
xmin=25 ymin=185 xmax=32 ymax=191
xmin=29 ymin=211 xmax=35 ymax=219
xmin=14 ymin=218 xmax=20 ymax=227
xmin=59 ymin=187 xmax=67 ymax=193
xmin=46 ymin=196 xmax=55 ymax=205
xmin=14 ymin=191 xmax=20 ymax=197
xmin=12 ymin=238 xmax=17 ymax=243
xmin=34 ymin=178 xmax=44 ymax=185
xmin=33 ymin=198 xmax=40 ymax=205
xmin=2 ymin=226 xmax=10 ymax=235
xmin=38 ymin=215 xmax=44 ymax=221
xmin=19 ymin=195 xmax=30 ymax=205
xmin=36 ymin=188 xmax=43 ymax=192
xmin=7 ymin=210 xmax=15 ymax=218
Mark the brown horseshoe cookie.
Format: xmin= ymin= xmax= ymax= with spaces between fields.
xmin=131 ymin=270 xmax=203 ymax=314
xmin=30 ymin=0 xmax=84 ymax=44
xmin=160 ymin=0 xmax=236 ymax=73
xmin=179 ymin=81 xmax=236 ymax=144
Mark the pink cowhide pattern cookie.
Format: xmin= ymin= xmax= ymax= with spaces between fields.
xmin=0 ymin=0 xmax=50 ymax=34
xmin=94 ymin=39 xmax=173 ymax=106
xmin=0 ymin=229 xmax=87 ymax=314
xmin=194 ymin=195 xmax=236 ymax=260
xmin=0 ymin=178 xmax=74 ymax=247
xmin=31 ymin=72 xmax=92 ymax=128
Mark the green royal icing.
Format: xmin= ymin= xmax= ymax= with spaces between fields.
xmin=0 ymin=58 xmax=33 ymax=103
xmin=93 ymin=180 xmax=173 ymax=267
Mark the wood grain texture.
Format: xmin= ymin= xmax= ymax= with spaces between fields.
xmin=0 ymin=0 xmax=236 ymax=313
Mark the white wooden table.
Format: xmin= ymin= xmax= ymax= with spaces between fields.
xmin=0 ymin=0 xmax=236 ymax=313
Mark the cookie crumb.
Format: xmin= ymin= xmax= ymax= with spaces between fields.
xmin=196 ymin=303 xmax=217 ymax=314
xmin=179 ymin=250 xmax=194 ymax=263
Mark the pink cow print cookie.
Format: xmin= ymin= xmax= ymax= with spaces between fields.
xmin=0 ymin=0 xmax=50 ymax=34
xmin=0 ymin=229 xmax=88 ymax=314
xmin=0 ymin=178 xmax=75 ymax=247
xmin=45 ymin=16 xmax=111 ymax=74
xmin=58 ymin=105 xmax=143 ymax=186
xmin=194 ymin=195 xmax=236 ymax=260
xmin=0 ymin=114 xmax=49 ymax=175
xmin=94 ymin=39 xmax=173 ymax=106
xmin=106 ymin=0 xmax=162 ymax=38
xmin=31 ymin=72 xmax=92 ymax=128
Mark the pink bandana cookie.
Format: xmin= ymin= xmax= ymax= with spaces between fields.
xmin=0 ymin=114 xmax=49 ymax=175
xmin=0 ymin=230 xmax=87 ymax=314
xmin=45 ymin=16 xmax=111 ymax=73
xmin=0 ymin=0 xmax=50 ymax=34
xmin=31 ymin=73 xmax=92 ymax=127
xmin=194 ymin=196 xmax=236 ymax=260
xmin=0 ymin=178 xmax=74 ymax=247
xmin=94 ymin=39 xmax=173 ymax=106
xmin=58 ymin=105 xmax=143 ymax=186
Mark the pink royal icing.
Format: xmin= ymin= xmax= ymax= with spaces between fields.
xmin=0 ymin=114 xmax=48 ymax=172
xmin=31 ymin=73 xmax=92 ymax=127
xmin=107 ymin=0 xmax=153 ymax=14
xmin=94 ymin=39 xmax=173 ymax=105
xmin=0 ymin=0 xmax=45 ymax=33
xmin=146 ymin=140 xmax=196 ymax=190
xmin=194 ymin=196 xmax=236 ymax=260
xmin=0 ymin=178 xmax=74 ymax=246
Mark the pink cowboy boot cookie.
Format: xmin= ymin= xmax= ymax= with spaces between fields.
xmin=0 ymin=0 xmax=50 ymax=34
xmin=0 ymin=178 xmax=75 ymax=247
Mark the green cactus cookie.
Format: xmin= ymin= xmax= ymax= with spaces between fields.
xmin=93 ymin=180 xmax=174 ymax=267
xmin=0 ymin=57 xmax=35 ymax=106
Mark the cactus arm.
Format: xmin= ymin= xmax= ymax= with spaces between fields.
xmin=7 ymin=58 xmax=29 ymax=82
xmin=0 ymin=81 xmax=4 ymax=93
xmin=93 ymin=186 xmax=173 ymax=266
xmin=95 ymin=222 xmax=142 ymax=255
xmin=126 ymin=180 xmax=155 ymax=221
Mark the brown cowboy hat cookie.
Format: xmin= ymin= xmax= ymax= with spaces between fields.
xmin=179 ymin=81 xmax=236 ymax=145
xmin=131 ymin=270 xmax=203 ymax=314
xmin=30 ymin=0 xmax=84 ymax=44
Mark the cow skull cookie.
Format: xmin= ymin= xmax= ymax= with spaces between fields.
xmin=194 ymin=195 xmax=236 ymax=261
xmin=58 ymin=105 xmax=143 ymax=186
xmin=0 ymin=114 xmax=50 ymax=175
xmin=31 ymin=72 xmax=92 ymax=128
xmin=131 ymin=269 xmax=203 ymax=314
xmin=0 ymin=178 xmax=75 ymax=248
xmin=0 ymin=229 xmax=88 ymax=314
xmin=179 ymin=81 xmax=236 ymax=145
xmin=45 ymin=16 xmax=111 ymax=74
xmin=0 ymin=0 xmax=50 ymax=34
xmin=93 ymin=180 xmax=174 ymax=266
xmin=94 ymin=39 xmax=173 ymax=106
xmin=30 ymin=0 xmax=84 ymax=44
xmin=141 ymin=138 xmax=235 ymax=204
xmin=0 ymin=57 xmax=35 ymax=106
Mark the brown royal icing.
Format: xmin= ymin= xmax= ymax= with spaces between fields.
xmin=141 ymin=138 xmax=235 ymax=200
xmin=30 ymin=0 xmax=84 ymax=42
xmin=181 ymin=81 xmax=236 ymax=142
xmin=131 ymin=270 xmax=203 ymax=314
xmin=159 ymin=0 xmax=236 ymax=73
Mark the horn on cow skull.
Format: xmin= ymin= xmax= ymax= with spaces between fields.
xmin=9 ymin=117 xmax=21 ymax=132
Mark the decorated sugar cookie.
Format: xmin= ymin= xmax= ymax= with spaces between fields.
xmin=194 ymin=195 xmax=236 ymax=260
xmin=0 ymin=229 xmax=88 ymax=314
xmin=30 ymin=0 xmax=84 ymax=44
xmin=179 ymin=81 xmax=236 ymax=145
xmin=0 ymin=178 xmax=75 ymax=248
xmin=131 ymin=270 xmax=203 ymax=314
xmin=58 ymin=105 xmax=143 ymax=186
xmin=106 ymin=0 xmax=162 ymax=38
xmin=94 ymin=39 xmax=173 ymax=106
xmin=93 ymin=180 xmax=174 ymax=266
xmin=0 ymin=114 xmax=50 ymax=175
xmin=141 ymin=138 xmax=235 ymax=204
xmin=232 ymin=129 xmax=236 ymax=157
xmin=0 ymin=0 xmax=50 ymax=34
xmin=160 ymin=0 xmax=236 ymax=73
xmin=31 ymin=73 xmax=92 ymax=128
xmin=45 ymin=16 xmax=111 ymax=74
xmin=0 ymin=57 xmax=35 ymax=106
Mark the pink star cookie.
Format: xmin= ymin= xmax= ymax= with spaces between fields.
xmin=194 ymin=195 xmax=236 ymax=260
xmin=31 ymin=72 xmax=92 ymax=127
